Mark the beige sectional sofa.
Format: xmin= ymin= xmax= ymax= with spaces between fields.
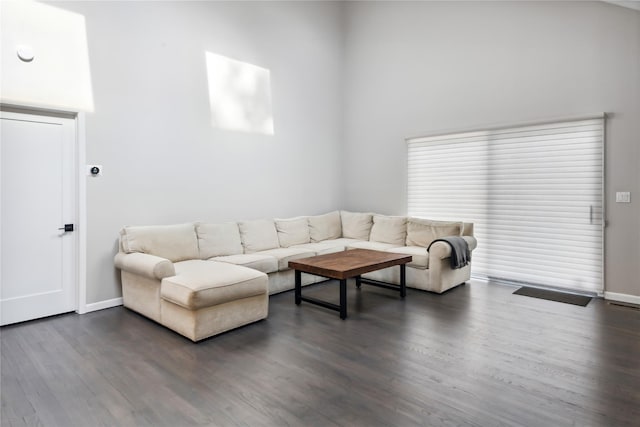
xmin=114 ymin=211 xmax=477 ymax=341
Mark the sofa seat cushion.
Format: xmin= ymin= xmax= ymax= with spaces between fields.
xmin=256 ymin=247 xmax=316 ymax=271
xmin=346 ymin=241 xmax=399 ymax=251
xmin=290 ymin=242 xmax=346 ymax=256
xmin=321 ymin=238 xmax=363 ymax=246
xmin=211 ymin=254 xmax=278 ymax=274
xmin=162 ymin=260 xmax=267 ymax=310
xmin=386 ymin=246 xmax=428 ymax=269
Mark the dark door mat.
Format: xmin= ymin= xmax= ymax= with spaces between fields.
xmin=513 ymin=286 xmax=592 ymax=306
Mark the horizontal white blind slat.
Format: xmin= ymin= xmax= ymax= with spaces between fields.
xmin=407 ymin=118 xmax=604 ymax=293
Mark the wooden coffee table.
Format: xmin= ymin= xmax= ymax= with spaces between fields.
xmin=288 ymin=249 xmax=412 ymax=319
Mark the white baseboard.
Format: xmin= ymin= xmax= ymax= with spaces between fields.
xmin=604 ymin=292 xmax=640 ymax=305
xmin=84 ymin=297 xmax=123 ymax=313
xmin=82 ymin=292 xmax=638 ymax=312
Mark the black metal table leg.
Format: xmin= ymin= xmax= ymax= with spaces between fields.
xmin=340 ymin=279 xmax=347 ymax=319
xmin=293 ymin=259 xmax=409 ymax=318
xmin=295 ymin=270 xmax=301 ymax=305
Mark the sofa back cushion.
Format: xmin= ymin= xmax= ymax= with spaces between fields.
xmin=369 ymin=215 xmax=407 ymax=246
xmin=196 ymin=222 xmax=243 ymax=259
xmin=275 ymin=217 xmax=310 ymax=248
xmin=406 ymin=218 xmax=463 ymax=248
xmin=120 ymin=223 xmax=199 ymax=262
xmin=238 ymin=219 xmax=280 ymax=253
xmin=308 ymin=211 xmax=342 ymax=242
xmin=340 ymin=211 xmax=373 ymax=240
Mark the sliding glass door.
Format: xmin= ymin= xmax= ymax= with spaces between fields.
xmin=407 ymin=117 xmax=604 ymax=294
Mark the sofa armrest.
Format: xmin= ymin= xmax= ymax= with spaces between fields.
xmin=114 ymin=252 xmax=175 ymax=280
xmin=428 ymin=236 xmax=478 ymax=260
xmin=464 ymin=235 xmax=478 ymax=252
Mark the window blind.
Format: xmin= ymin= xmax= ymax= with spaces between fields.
xmin=407 ymin=117 xmax=604 ymax=294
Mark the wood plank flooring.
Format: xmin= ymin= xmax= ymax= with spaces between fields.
xmin=1 ymin=279 xmax=639 ymax=426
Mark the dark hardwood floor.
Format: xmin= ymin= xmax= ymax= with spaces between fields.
xmin=1 ymin=280 xmax=639 ymax=427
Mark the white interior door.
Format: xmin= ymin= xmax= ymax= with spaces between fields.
xmin=1 ymin=109 xmax=77 ymax=325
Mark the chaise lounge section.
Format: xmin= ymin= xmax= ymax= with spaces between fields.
xmin=114 ymin=211 xmax=477 ymax=341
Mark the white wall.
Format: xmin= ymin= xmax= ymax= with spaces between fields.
xmin=50 ymin=1 xmax=345 ymax=303
xmin=4 ymin=1 xmax=638 ymax=304
xmin=342 ymin=1 xmax=640 ymax=297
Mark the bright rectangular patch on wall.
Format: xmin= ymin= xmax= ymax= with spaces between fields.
xmin=0 ymin=1 xmax=94 ymax=112
xmin=205 ymin=52 xmax=274 ymax=135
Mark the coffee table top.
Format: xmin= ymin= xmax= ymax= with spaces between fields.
xmin=288 ymin=248 xmax=412 ymax=280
